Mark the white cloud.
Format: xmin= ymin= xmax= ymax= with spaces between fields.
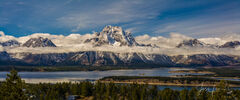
xmin=135 ymin=33 xmax=192 ymax=48
xmin=6 ymin=43 xmax=240 ymax=57
xmin=17 ymin=33 xmax=64 ymax=44
xmin=0 ymin=45 xmax=4 ymax=51
xmin=0 ymin=31 xmax=18 ymax=42
xmin=126 ymin=27 xmax=138 ymax=33
xmin=0 ymin=31 xmax=5 ymax=36
xmin=1 ymin=31 xmax=240 ymax=56
xmin=135 ymin=34 xmax=151 ymax=41
xmin=198 ymin=38 xmax=223 ymax=45
xmin=199 ymin=33 xmax=240 ymax=45
xmin=15 ymin=33 xmax=95 ymax=47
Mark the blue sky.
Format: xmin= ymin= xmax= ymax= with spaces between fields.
xmin=0 ymin=0 xmax=240 ymax=38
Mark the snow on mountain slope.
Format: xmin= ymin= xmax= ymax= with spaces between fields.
xmin=220 ymin=41 xmax=240 ymax=48
xmin=6 ymin=51 xmax=240 ymax=66
xmin=0 ymin=40 xmax=20 ymax=47
xmin=22 ymin=37 xmax=57 ymax=48
xmin=135 ymin=33 xmax=192 ymax=48
xmin=84 ymin=25 xmax=138 ymax=46
xmin=1 ymin=27 xmax=240 ymax=66
xmin=199 ymin=34 xmax=240 ymax=45
xmin=177 ymin=39 xmax=205 ymax=48
xmin=1 ymin=26 xmax=240 ymax=56
xmin=0 ymin=31 xmax=17 ymax=42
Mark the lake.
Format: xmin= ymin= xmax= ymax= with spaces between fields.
xmin=1 ymin=68 xmax=240 ymax=90
xmin=0 ymin=68 xmax=199 ymax=83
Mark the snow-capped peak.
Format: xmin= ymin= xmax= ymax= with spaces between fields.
xmin=220 ymin=41 xmax=240 ymax=48
xmin=22 ymin=37 xmax=57 ymax=48
xmin=176 ymin=39 xmax=207 ymax=48
xmin=84 ymin=25 xmax=138 ymax=46
xmin=0 ymin=40 xmax=20 ymax=47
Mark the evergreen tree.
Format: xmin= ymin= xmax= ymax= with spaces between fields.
xmin=149 ymin=85 xmax=158 ymax=100
xmin=180 ymin=89 xmax=189 ymax=100
xmin=197 ymin=89 xmax=209 ymax=100
xmin=0 ymin=70 xmax=28 ymax=100
xmin=212 ymin=80 xmax=233 ymax=100
xmin=188 ymin=87 xmax=198 ymax=100
xmin=160 ymin=88 xmax=179 ymax=100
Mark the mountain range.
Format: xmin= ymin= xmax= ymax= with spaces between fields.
xmin=1 ymin=25 xmax=240 ymax=67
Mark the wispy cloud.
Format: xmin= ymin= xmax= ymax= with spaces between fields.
xmin=57 ymin=0 xmax=161 ymax=32
xmin=153 ymin=1 xmax=240 ymax=38
xmin=0 ymin=0 xmax=240 ymax=37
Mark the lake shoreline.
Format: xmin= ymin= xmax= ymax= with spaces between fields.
xmin=100 ymin=81 xmax=240 ymax=87
xmin=100 ymin=76 xmax=240 ymax=87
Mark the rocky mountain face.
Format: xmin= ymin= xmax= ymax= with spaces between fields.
xmin=9 ymin=51 xmax=174 ymax=66
xmin=0 ymin=51 xmax=10 ymax=61
xmin=176 ymin=39 xmax=206 ymax=48
xmin=84 ymin=25 xmax=139 ymax=46
xmin=220 ymin=41 xmax=240 ymax=48
xmin=0 ymin=51 xmax=12 ymax=65
xmin=177 ymin=39 xmax=240 ymax=49
xmin=22 ymin=37 xmax=57 ymax=48
xmin=4 ymin=51 xmax=240 ymax=66
xmin=171 ymin=54 xmax=240 ymax=66
xmin=0 ymin=40 xmax=20 ymax=47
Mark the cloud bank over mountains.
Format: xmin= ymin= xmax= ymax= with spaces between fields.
xmin=1 ymin=26 xmax=240 ymax=56
xmin=2 ymin=31 xmax=240 ymax=47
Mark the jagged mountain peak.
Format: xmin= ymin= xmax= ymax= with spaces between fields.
xmin=85 ymin=25 xmax=138 ymax=46
xmin=0 ymin=40 xmax=20 ymax=47
xmin=101 ymin=25 xmax=131 ymax=36
xmin=102 ymin=25 xmax=122 ymax=32
xmin=220 ymin=41 xmax=240 ymax=48
xmin=22 ymin=37 xmax=57 ymax=48
xmin=177 ymin=39 xmax=206 ymax=48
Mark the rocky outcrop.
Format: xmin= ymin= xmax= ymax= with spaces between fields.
xmin=22 ymin=37 xmax=56 ymax=48
xmin=7 ymin=51 xmax=240 ymax=67
xmin=177 ymin=39 xmax=206 ymax=48
xmin=220 ymin=41 xmax=240 ymax=48
xmin=171 ymin=54 xmax=240 ymax=66
xmin=0 ymin=51 xmax=13 ymax=65
xmin=0 ymin=51 xmax=11 ymax=61
xmin=0 ymin=40 xmax=20 ymax=47
xmin=11 ymin=51 xmax=174 ymax=66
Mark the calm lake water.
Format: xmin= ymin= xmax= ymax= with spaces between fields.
xmin=0 ymin=68 xmax=240 ymax=90
xmin=0 ymin=68 xmax=199 ymax=83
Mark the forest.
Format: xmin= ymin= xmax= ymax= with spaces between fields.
xmin=0 ymin=70 xmax=240 ymax=100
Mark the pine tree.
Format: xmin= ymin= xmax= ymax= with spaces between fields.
xmin=0 ymin=70 xmax=28 ymax=100
xmin=197 ymin=89 xmax=209 ymax=100
xmin=212 ymin=80 xmax=234 ymax=100
xmin=189 ymin=87 xmax=198 ymax=100
xmin=149 ymin=85 xmax=158 ymax=100
xmin=180 ymin=89 xmax=189 ymax=100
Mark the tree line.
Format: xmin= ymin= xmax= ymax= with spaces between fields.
xmin=0 ymin=70 xmax=240 ymax=100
